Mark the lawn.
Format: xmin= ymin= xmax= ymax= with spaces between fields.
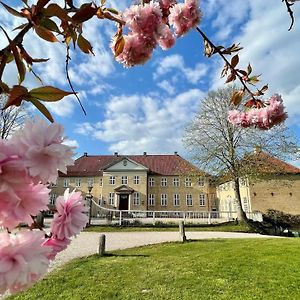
xmin=9 ymin=238 xmax=300 ymax=300
xmin=84 ymin=222 xmax=254 ymax=233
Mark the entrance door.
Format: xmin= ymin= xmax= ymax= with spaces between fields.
xmin=119 ymin=194 xmax=129 ymax=210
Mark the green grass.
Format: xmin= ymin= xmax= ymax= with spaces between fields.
xmin=9 ymin=238 xmax=300 ymax=300
xmin=84 ymin=222 xmax=253 ymax=233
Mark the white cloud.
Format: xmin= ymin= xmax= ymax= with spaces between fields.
xmin=75 ymin=89 xmax=205 ymax=154
xmin=157 ymin=80 xmax=176 ymax=95
xmin=63 ymin=138 xmax=79 ymax=149
xmin=154 ymin=54 xmax=208 ymax=85
xmin=208 ymin=1 xmax=300 ymax=126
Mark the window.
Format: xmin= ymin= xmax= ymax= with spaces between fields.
xmin=108 ymin=193 xmax=115 ymax=205
xmin=161 ymin=194 xmax=167 ymax=206
xmin=240 ymin=178 xmax=246 ymax=187
xmin=50 ymin=180 xmax=57 ymax=187
xmin=133 ymin=192 xmax=140 ymax=205
xmin=243 ymin=197 xmax=249 ymax=212
xmin=173 ymin=194 xmax=180 ymax=206
xmin=98 ymin=194 xmax=102 ymax=204
xmin=199 ymin=194 xmax=206 ymax=206
xmin=87 ymin=178 xmax=94 ymax=187
xmin=122 ymin=176 xmax=128 ymax=185
xmin=99 ymin=177 xmax=103 ymax=186
xmin=109 ymin=176 xmax=115 ymax=185
xmin=149 ymin=177 xmax=155 ymax=187
xmin=49 ymin=194 xmax=57 ymax=205
xmin=198 ymin=177 xmax=205 ymax=187
xmin=161 ymin=177 xmax=167 ymax=187
xmin=185 ymin=177 xmax=191 ymax=187
xmin=173 ymin=177 xmax=180 ymax=187
xmin=186 ymin=194 xmax=193 ymax=206
xmin=75 ymin=178 xmax=81 ymax=187
xmin=133 ymin=175 xmax=140 ymax=185
xmin=148 ymin=194 xmax=155 ymax=206
xmin=63 ymin=178 xmax=69 ymax=187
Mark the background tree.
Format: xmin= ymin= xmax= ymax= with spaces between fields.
xmin=0 ymin=93 xmax=30 ymax=139
xmin=183 ymin=85 xmax=299 ymax=224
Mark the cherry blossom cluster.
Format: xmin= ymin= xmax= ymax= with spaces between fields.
xmin=0 ymin=118 xmax=88 ymax=294
xmin=227 ymin=94 xmax=288 ymax=130
xmin=114 ymin=0 xmax=202 ymax=67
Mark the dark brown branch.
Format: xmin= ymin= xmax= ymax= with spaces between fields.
xmin=65 ymin=44 xmax=86 ymax=115
xmin=282 ymin=0 xmax=295 ymax=31
xmin=196 ymin=27 xmax=256 ymax=101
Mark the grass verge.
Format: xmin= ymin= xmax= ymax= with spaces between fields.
xmin=84 ymin=222 xmax=254 ymax=233
xmin=9 ymin=238 xmax=300 ymax=300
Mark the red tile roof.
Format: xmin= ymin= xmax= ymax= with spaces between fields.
xmin=245 ymin=151 xmax=300 ymax=174
xmin=60 ymin=154 xmax=204 ymax=177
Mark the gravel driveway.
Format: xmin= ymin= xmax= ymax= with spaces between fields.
xmin=49 ymin=231 xmax=280 ymax=272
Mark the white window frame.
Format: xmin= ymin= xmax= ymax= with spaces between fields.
xmin=186 ymin=194 xmax=193 ymax=206
xmin=161 ymin=177 xmax=167 ymax=187
xmin=199 ymin=194 xmax=206 ymax=206
xmin=133 ymin=192 xmax=140 ymax=205
xmin=108 ymin=192 xmax=115 ymax=206
xmin=198 ymin=177 xmax=205 ymax=187
xmin=185 ymin=177 xmax=191 ymax=187
xmin=87 ymin=178 xmax=94 ymax=187
xmin=133 ymin=175 xmax=140 ymax=185
xmin=49 ymin=194 xmax=57 ymax=205
xmin=121 ymin=176 xmax=128 ymax=185
xmin=173 ymin=194 xmax=180 ymax=206
xmin=148 ymin=194 xmax=155 ymax=206
xmin=109 ymin=176 xmax=115 ymax=185
xmin=161 ymin=194 xmax=167 ymax=206
xmin=75 ymin=178 xmax=81 ymax=187
xmin=63 ymin=178 xmax=69 ymax=188
xmin=173 ymin=177 xmax=180 ymax=187
xmin=149 ymin=177 xmax=155 ymax=187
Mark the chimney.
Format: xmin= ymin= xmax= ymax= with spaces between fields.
xmin=114 ymin=152 xmax=118 ymax=156
xmin=84 ymin=152 xmax=88 ymax=157
xmin=143 ymin=152 xmax=147 ymax=156
xmin=174 ymin=151 xmax=178 ymax=155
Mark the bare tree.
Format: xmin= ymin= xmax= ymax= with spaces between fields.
xmin=0 ymin=94 xmax=30 ymax=139
xmin=183 ymin=86 xmax=299 ymax=224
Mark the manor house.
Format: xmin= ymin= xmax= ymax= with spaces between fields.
xmin=50 ymin=152 xmax=218 ymax=213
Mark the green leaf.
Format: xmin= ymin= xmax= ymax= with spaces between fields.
xmin=77 ymin=34 xmax=94 ymax=55
xmin=29 ymin=97 xmax=54 ymax=123
xmin=106 ymin=8 xmax=119 ymax=15
xmin=29 ymin=86 xmax=73 ymax=101
xmin=39 ymin=18 xmax=60 ymax=33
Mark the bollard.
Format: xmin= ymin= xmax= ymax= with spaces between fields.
xmin=179 ymin=221 xmax=186 ymax=242
xmin=98 ymin=234 xmax=106 ymax=256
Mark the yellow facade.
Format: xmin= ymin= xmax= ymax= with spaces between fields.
xmin=216 ymin=175 xmax=300 ymax=217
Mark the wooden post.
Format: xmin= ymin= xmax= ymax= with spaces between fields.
xmin=179 ymin=221 xmax=186 ymax=242
xmin=98 ymin=234 xmax=106 ymax=256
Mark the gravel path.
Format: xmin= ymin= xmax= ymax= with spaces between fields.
xmin=49 ymin=231 xmax=281 ymax=272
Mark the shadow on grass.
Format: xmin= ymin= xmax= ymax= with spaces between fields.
xmin=185 ymin=239 xmax=226 ymax=243
xmin=103 ymin=253 xmax=150 ymax=258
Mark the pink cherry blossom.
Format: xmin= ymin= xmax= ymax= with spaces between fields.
xmin=0 ymin=231 xmax=50 ymax=294
xmin=0 ymin=182 xmax=50 ymax=230
xmin=12 ymin=118 xmax=74 ymax=184
xmin=228 ymin=94 xmax=288 ymax=130
xmin=169 ymin=0 xmax=202 ymax=37
xmin=159 ymin=0 xmax=177 ymax=17
xmin=51 ymin=188 xmax=88 ymax=240
xmin=42 ymin=237 xmax=71 ymax=260
xmin=114 ymin=33 xmax=155 ymax=67
xmin=157 ymin=24 xmax=176 ymax=49
xmin=123 ymin=1 xmax=163 ymax=38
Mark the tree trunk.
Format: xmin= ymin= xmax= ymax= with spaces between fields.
xmin=233 ymin=178 xmax=249 ymax=224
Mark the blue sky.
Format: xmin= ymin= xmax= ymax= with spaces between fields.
xmin=1 ymin=1 xmax=300 ymax=161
